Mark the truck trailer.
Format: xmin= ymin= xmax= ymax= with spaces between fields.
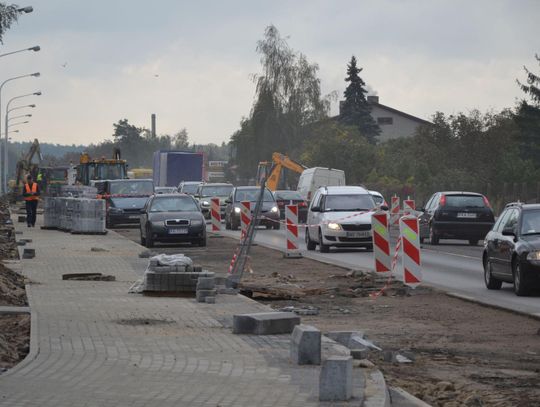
xmin=152 ymin=150 xmax=205 ymax=187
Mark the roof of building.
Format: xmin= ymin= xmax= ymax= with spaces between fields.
xmin=372 ymin=102 xmax=432 ymax=125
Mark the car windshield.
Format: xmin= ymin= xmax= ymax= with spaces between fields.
xmin=371 ymin=195 xmax=384 ymax=205
xmin=275 ymin=191 xmax=303 ymax=200
xmin=155 ymin=187 xmax=176 ymax=194
xmin=521 ymin=210 xmax=540 ymax=235
xmin=200 ymin=185 xmax=233 ymax=197
xmin=110 ymin=181 xmax=154 ymax=195
xmin=182 ymin=184 xmax=199 ymax=194
xmin=150 ymin=196 xmax=199 ymax=212
xmin=324 ymin=194 xmax=375 ymax=212
xmin=235 ymin=189 xmax=274 ymax=202
xmin=445 ymin=195 xmax=485 ymax=208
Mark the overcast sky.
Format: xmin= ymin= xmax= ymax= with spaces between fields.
xmin=1 ymin=0 xmax=539 ymax=146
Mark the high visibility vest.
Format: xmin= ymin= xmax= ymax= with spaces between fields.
xmin=24 ymin=183 xmax=38 ymax=201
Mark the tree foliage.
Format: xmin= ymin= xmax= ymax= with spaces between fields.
xmin=0 ymin=2 xmax=20 ymax=43
xmin=339 ymin=56 xmax=380 ymax=143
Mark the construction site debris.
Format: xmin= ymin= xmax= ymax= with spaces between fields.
xmin=62 ymin=273 xmax=115 ymax=281
xmin=90 ymin=247 xmax=108 ymax=252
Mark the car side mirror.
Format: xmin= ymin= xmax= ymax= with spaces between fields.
xmin=502 ymin=227 xmax=516 ymax=237
xmin=310 ymin=206 xmax=320 ymax=212
xmin=225 ymin=198 xmax=231 ymax=204
xmin=380 ymin=205 xmax=389 ymax=211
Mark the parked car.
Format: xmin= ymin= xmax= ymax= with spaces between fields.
xmin=139 ymin=193 xmax=206 ymax=248
xmin=224 ymin=186 xmax=280 ymax=230
xmin=273 ymin=190 xmax=308 ymax=223
xmin=178 ymin=181 xmax=201 ymax=195
xmin=97 ymin=179 xmax=154 ymax=227
xmin=195 ymin=183 xmax=234 ymax=219
xmin=155 ymin=186 xmax=178 ymax=194
xmin=419 ymin=191 xmax=495 ymax=246
xmin=368 ymin=190 xmax=388 ymax=208
xmin=483 ymin=203 xmax=540 ymax=296
xmin=297 ymin=167 xmax=345 ymax=202
xmin=305 ymin=186 xmax=378 ymax=253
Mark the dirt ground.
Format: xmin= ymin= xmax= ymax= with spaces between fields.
xmin=120 ymin=230 xmax=540 ymax=407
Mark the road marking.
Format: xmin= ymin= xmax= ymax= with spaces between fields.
xmin=422 ymin=247 xmax=480 ymax=260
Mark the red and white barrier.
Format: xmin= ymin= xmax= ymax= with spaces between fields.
xmin=390 ymin=195 xmax=400 ymax=225
xmin=399 ymin=216 xmax=422 ymax=288
xmin=285 ymin=205 xmax=302 ymax=258
xmin=240 ymin=201 xmax=251 ymax=241
xmin=403 ymin=199 xmax=415 ymax=217
xmin=211 ymin=197 xmax=221 ymax=232
xmin=371 ymin=210 xmax=390 ymax=273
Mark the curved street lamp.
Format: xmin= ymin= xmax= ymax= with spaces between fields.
xmin=7 ymin=113 xmax=32 ymax=122
xmin=0 ymin=45 xmax=40 ymax=58
xmin=8 ymin=120 xmax=30 ymax=128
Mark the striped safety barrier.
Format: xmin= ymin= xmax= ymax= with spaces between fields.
xmin=399 ymin=215 xmax=422 ymax=288
xmin=285 ymin=204 xmax=302 ymax=258
xmin=403 ymin=199 xmax=415 ymax=217
xmin=211 ymin=197 xmax=221 ymax=232
xmin=390 ymin=195 xmax=400 ymax=225
xmin=371 ymin=210 xmax=390 ymax=273
xmin=240 ymin=201 xmax=251 ymax=241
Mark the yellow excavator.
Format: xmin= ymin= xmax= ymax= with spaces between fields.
xmin=257 ymin=152 xmax=306 ymax=191
xmin=76 ymin=148 xmax=128 ymax=185
xmin=11 ymin=138 xmax=42 ymax=198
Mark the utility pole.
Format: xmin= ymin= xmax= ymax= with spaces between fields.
xmin=151 ymin=114 xmax=156 ymax=138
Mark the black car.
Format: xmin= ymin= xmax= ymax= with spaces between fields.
xmin=419 ymin=191 xmax=495 ymax=245
xmin=483 ymin=203 xmax=540 ymax=296
xmin=224 ymin=186 xmax=280 ymax=230
xmin=195 ymin=183 xmax=234 ymax=220
xmin=139 ymin=193 xmax=206 ymax=248
xmin=273 ymin=190 xmax=308 ymax=223
xmin=97 ymin=179 xmax=154 ymax=227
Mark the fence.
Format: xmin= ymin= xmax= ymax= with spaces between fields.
xmin=365 ymin=181 xmax=540 ymax=215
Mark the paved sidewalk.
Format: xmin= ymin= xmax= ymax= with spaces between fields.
xmin=0 ymin=219 xmax=359 ymax=407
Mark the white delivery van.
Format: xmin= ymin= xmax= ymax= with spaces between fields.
xmin=297 ymin=167 xmax=346 ymax=202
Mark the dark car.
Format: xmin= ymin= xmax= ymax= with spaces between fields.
xmin=224 ymin=186 xmax=280 ymax=230
xmin=98 ymin=179 xmax=154 ymax=227
xmin=178 ymin=181 xmax=201 ymax=195
xmin=419 ymin=191 xmax=495 ymax=245
xmin=273 ymin=190 xmax=308 ymax=223
xmin=483 ymin=203 xmax=540 ymax=296
xmin=139 ymin=193 xmax=206 ymax=248
xmin=195 ymin=183 xmax=234 ymax=219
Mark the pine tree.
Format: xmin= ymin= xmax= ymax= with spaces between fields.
xmin=339 ymin=56 xmax=380 ymax=143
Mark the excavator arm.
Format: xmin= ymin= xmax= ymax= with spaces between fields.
xmin=258 ymin=152 xmax=306 ymax=191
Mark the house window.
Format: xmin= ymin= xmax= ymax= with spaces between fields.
xmin=377 ymin=117 xmax=393 ymax=125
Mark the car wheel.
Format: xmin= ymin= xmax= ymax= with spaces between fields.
xmin=318 ymin=229 xmax=330 ymax=253
xmin=365 ymin=244 xmax=373 ymax=252
xmin=145 ymin=226 xmax=154 ymax=248
xmin=225 ymin=216 xmax=231 ymax=230
xmin=232 ymin=218 xmax=239 ymax=231
xmin=513 ymin=259 xmax=530 ymax=296
xmin=469 ymin=239 xmax=479 ymax=246
xmin=265 ymin=224 xmax=271 ymax=230
xmin=106 ymin=216 xmax=113 ymax=229
xmin=140 ymin=227 xmax=146 ymax=246
xmin=429 ymin=225 xmax=439 ymax=245
xmin=483 ymin=257 xmax=502 ymax=290
xmin=306 ymin=229 xmax=316 ymax=251
xmin=273 ymin=222 xmax=280 ymax=230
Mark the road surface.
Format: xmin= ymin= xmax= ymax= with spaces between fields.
xmin=217 ymin=224 xmax=540 ymax=318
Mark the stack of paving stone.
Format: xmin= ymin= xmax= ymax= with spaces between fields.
xmin=143 ymin=255 xmax=215 ymax=294
xmin=59 ymin=185 xmax=98 ymax=198
xmin=70 ymin=198 xmax=105 ymax=234
xmin=58 ymin=197 xmax=75 ymax=231
xmin=42 ymin=197 xmax=58 ymax=229
xmin=196 ymin=275 xmax=216 ymax=303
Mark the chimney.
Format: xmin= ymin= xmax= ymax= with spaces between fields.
xmin=367 ymin=96 xmax=379 ymax=104
xmin=339 ymin=100 xmax=344 ymax=115
xmin=151 ymin=113 xmax=156 ymax=138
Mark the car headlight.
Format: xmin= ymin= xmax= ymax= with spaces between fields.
xmin=234 ymin=207 xmax=241 ymax=214
xmin=327 ymin=222 xmax=342 ymax=231
xmin=109 ymin=207 xmax=123 ymax=214
xmin=190 ymin=219 xmax=203 ymax=226
xmin=526 ymin=251 xmax=540 ymax=263
xmin=201 ymin=200 xmax=210 ymax=207
xmin=271 ymin=206 xmax=279 ymax=213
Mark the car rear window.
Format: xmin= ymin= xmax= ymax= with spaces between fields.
xmin=275 ymin=191 xmax=303 ymax=200
xmin=445 ymin=195 xmax=486 ymax=208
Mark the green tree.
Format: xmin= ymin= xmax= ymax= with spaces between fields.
xmin=173 ymin=128 xmax=189 ymax=150
xmin=0 ymin=3 xmax=20 ymax=43
xmin=339 ymin=56 xmax=380 ymax=143
xmin=515 ymin=54 xmax=540 ymax=166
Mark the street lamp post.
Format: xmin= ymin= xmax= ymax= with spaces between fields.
xmin=4 ymin=92 xmax=41 ymax=192
xmin=0 ymin=72 xmax=39 ymax=192
xmin=0 ymin=45 xmax=40 ymax=58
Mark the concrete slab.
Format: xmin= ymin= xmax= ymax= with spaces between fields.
xmin=233 ymin=312 xmax=300 ymax=335
xmin=290 ymin=324 xmax=321 ymax=365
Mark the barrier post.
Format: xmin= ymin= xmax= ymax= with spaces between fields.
xmin=371 ymin=210 xmax=390 ymax=273
xmin=390 ymin=195 xmax=400 ymax=225
xmin=403 ymin=198 xmax=415 ymax=217
xmin=240 ymin=201 xmax=251 ymax=242
xmin=285 ymin=204 xmax=302 ymax=258
xmin=210 ymin=197 xmax=221 ymax=232
xmin=399 ymin=216 xmax=422 ymax=288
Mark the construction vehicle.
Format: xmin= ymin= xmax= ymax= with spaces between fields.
xmin=256 ymin=152 xmax=306 ymax=191
xmin=128 ymin=168 xmax=153 ymax=179
xmin=76 ymin=148 xmax=128 ymax=185
xmin=11 ymin=138 xmax=43 ymax=199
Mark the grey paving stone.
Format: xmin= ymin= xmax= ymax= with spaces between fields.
xmin=290 ymin=324 xmax=321 ymax=365
xmin=319 ymin=356 xmax=353 ymax=401
xmin=233 ymin=312 xmax=300 ymax=335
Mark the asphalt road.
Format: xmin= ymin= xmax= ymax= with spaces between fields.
xmin=216 ymin=224 xmax=540 ymax=317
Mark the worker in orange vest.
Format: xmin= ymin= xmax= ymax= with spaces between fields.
xmin=23 ymin=174 xmax=40 ymax=227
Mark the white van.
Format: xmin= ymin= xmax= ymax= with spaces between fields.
xmin=297 ymin=167 xmax=346 ymax=202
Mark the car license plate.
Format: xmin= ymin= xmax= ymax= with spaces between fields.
xmin=457 ymin=213 xmax=477 ymax=218
xmin=346 ymin=231 xmax=370 ymax=238
xmin=168 ymin=228 xmax=188 ymax=234
xmin=128 ymin=215 xmax=139 ymax=219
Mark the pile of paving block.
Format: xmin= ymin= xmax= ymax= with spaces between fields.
xmin=42 ymin=196 xmax=106 ymax=234
xmin=142 ymin=254 xmax=216 ymax=303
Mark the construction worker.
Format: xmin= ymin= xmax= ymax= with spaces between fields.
xmin=23 ymin=174 xmax=40 ymax=227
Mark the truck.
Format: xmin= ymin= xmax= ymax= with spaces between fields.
xmin=76 ymin=149 xmax=128 ymax=185
xmin=152 ymin=150 xmax=205 ymax=187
